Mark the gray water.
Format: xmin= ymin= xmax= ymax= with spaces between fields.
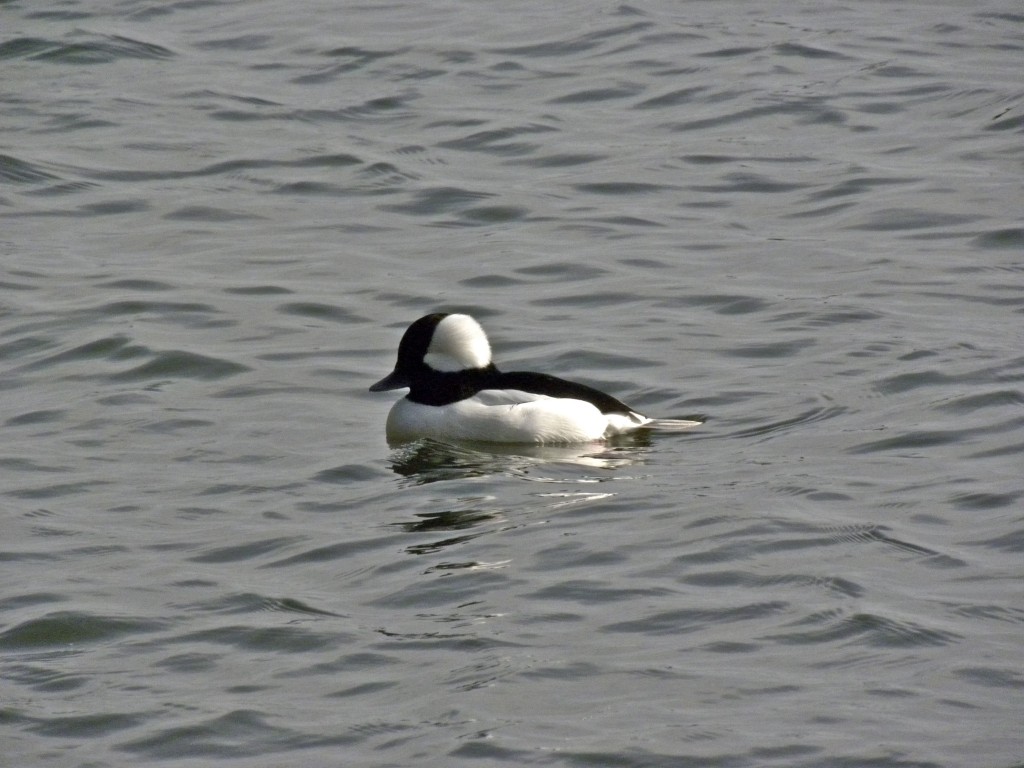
xmin=2 ymin=1 xmax=1023 ymax=766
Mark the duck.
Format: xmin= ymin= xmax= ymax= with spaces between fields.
xmin=369 ymin=313 xmax=701 ymax=444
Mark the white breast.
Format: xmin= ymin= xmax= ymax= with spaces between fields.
xmin=385 ymin=389 xmax=621 ymax=444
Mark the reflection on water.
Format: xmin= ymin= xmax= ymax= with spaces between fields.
xmin=393 ymin=506 xmax=501 ymax=534
xmin=386 ymin=435 xmax=654 ymax=483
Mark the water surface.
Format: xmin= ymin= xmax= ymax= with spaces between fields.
xmin=2 ymin=1 xmax=1022 ymax=766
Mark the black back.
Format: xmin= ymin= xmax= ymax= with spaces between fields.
xmin=407 ymin=366 xmax=634 ymax=414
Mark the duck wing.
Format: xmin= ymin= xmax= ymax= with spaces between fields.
xmin=494 ymin=371 xmax=634 ymax=415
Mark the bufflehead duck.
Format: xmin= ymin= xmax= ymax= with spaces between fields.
xmin=370 ymin=313 xmax=701 ymax=444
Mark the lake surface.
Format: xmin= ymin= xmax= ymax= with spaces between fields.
xmin=2 ymin=1 xmax=1022 ymax=766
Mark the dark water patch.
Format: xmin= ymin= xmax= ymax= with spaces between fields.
xmin=527 ymin=580 xmax=673 ymax=605
xmin=27 ymin=712 xmax=145 ymax=739
xmin=206 ymin=151 xmax=364 ymax=172
xmin=701 ymin=640 xmax=762 ymax=654
xmin=326 ymin=680 xmax=400 ymax=697
xmin=826 ymin=524 xmax=947 ymax=559
xmin=195 ymin=34 xmax=276 ymax=52
xmin=528 ymin=291 xmax=645 ymax=308
xmin=164 ymin=205 xmax=260 ymax=221
xmin=768 ymin=611 xmax=961 ymax=648
xmin=519 ymin=152 xmax=608 ymax=167
xmin=618 ymin=256 xmax=672 ymax=269
xmin=725 ymin=337 xmax=817 ymax=358
xmin=937 ymin=391 xmax=1024 ymax=415
xmin=369 ymin=569 xmax=510 ymax=611
xmin=6 ymin=480 xmax=114 ymax=500
xmin=578 ymin=214 xmax=665 ymax=229
xmin=664 ymin=103 xmax=793 ymax=132
xmin=118 ymin=709 xmax=360 ymax=759
xmin=153 ymin=652 xmax=218 ymax=673
xmin=806 ymin=175 xmax=923 ymax=202
xmin=195 ymin=482 xmax=292 ymax=496
xmin=848 ymin=208 xmax=980 ymax=231
xmin=774 ymin=308 xmax=884 ymax=329
xmin=911 ymin=288 xmax=1024 ymax=310
xmin=223 ymin=285 xmax=294 ymax=296
xmin=273 ymin=181 xmax=365 ymax=196
xmin=489 ymin=21 xmax=653 ymax=58
xmin=574 ymin=181 xmax=674 ymax=195
xmin=774 ymin=42 xmax=853 ymax=60
xmin=319 ymin=44 xmax=398 ymax=68
xmin=380 ymin=186 xmax=494 ymax=215
xmin=356 ymin=161 xmax=420 ymax=189
xmin=4 ymin=409 xmax=67 ymax=427
xmin=188 ymin=537 xmax=303 ymax=564
xmin=108 ymin=350 xmax=249 ymax=382
xmin=518 ymin=660 xmax=601 ymax=681
xmin=78 ymin=199 xmax=149 ymax=216
xmin=948 ymin=491 xmax=1023 ymax=511
xmin=281 ymin=651 xmax=401 ymax=678
xmin=458 ymin=274 xmax=526 ymax=288
xmin=4 ymin=662 xmax=90 ymax=692
xmin=263 ymin=538 xmax=401 ymax=568
xmin=96 ymin=279 xmax=175 ymax=291
xmin=604 ymin=602 xmax=789 ymax=635
xmin=658 ymin=293 xmax=771 ymax=314
xmin=0 ymin=592 xmax=66 ymax=611
xmin=674 ymin=519 xmax=957 ymax=569
xmin=688 ymin=172 xmax=813 ymax=195
xmin=548 ymin=84 xmax=645 ymax=104
xmin=277 ymin=302 xmax=367 ymax=324
xmin=971 ymin=227 xmax=1024 ymax=249
xmin=457 ymin=204 xmax=530 ymax=225
xmin=172 ymin=624 xmax=351 ymax=654
xmin=85 ymin=299 xmax=217 ymax=323
xmin=60 ymin=152 xmax=364 ymax=184
xmin=874 ymin=369 xmax=953 ymax=394
xmin=697 ymin=45 xmax=762 ymax=59
xmin=963 ymin=528 xmax=1024 ymax=553
xmin=265 ymin=597 xmax=343 ymax=618
xmin=0 ymin=277 xmax=42 ymax=292
xmin=516 ymin=262 xmax=609 ymax=280
xmin=848 ymin=428 xmax=972 ymax=454
xmin=437 ymin=124 xmax=556 ymax=155
xmin=786 ymin=201 xmax=856 ymax=219
xmin=0 ymin=38 xmax=64 ymax=59
xmin=680 ymin=154 xmax=744 ymax=165
xmin=950 ymin=604 xmax=1024 ymax=625
xmin=0 ymin=611 xmax=164 ymax=649
xmin=175 ymin=592 xmax=281 ymax=616
xmin=372 ymin=627 xmax=517 ymax=651
xmin=96 ymin=393 xmax=156 ymax=407
xmin=0 ymin=153 xmax=60 ymax=184
xmin=634 ymin=86 xmax=707 ymax=109
xmin=955 ymin=666 xmax=1024 ymax=689
xmin=547 ymin=349 xmax=658 ymax=372
xmin=292 ymin=95 xmax=417 ymax=123
xmin=985 ymin=109 xmax=1024 ymax=132
xmin=26 ymin=33 xmax=174 ymax=64
xmin=313 ymin=463 xmax=391 ymax=483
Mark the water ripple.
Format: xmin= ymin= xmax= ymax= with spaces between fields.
xmin=3 ymin=2 xmax=1022 ymax=766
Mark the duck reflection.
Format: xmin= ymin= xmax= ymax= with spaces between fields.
xmin=387 ymin=434 xmax=652 ymax=484
xmin=389 ymin=502 xmax=509 ymax=560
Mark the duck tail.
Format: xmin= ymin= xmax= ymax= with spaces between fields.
xmin=644 ymin=417 xmax=703 ymax=431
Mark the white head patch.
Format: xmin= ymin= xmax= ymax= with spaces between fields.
xmin=424 ymin=314 xmax=492 ymax=371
